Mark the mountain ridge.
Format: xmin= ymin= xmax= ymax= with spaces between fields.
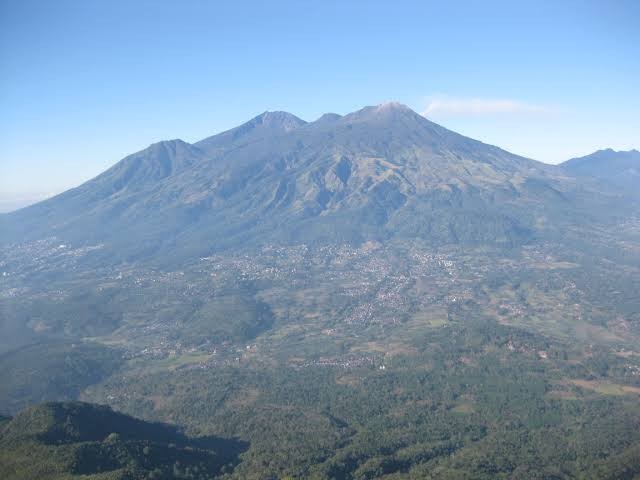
xmin=560 ymin=148 xmax=640 ymax=193
xmin=0 ymin=103 xmax=635 ymax=263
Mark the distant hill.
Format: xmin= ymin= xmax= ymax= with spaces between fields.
xmin=2 ymin=103 xmax=634 ymax=265
xmin=561 ymin=148 xmax=640 ymax=192
xmin=0 ymin=401 xmax=247 ymax=480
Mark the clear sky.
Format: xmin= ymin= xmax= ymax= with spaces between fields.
xmin=1 ymin=0 xmax=639 ymax=209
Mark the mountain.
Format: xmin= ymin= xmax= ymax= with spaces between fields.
xmin=2 ymin=104 xmax=640 ymax=479
xmin=0 ymin=401 xmax=246 ymax=479
xmin=2 ymin=102 xmax=630 ymax=264
xmin=561 ymin=148 xmax=640 ymax=192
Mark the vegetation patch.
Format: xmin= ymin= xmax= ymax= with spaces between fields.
xmin=568 ymin=379 xmax=640 ymax=396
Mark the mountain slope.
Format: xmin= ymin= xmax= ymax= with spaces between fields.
xmin=0 ymin=103 xmax=633 ymax=263
xmin=561 ymin=148 xmax=640 ymax=192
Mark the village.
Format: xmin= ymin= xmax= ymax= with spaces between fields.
xmin=1 ymin=236 xmax=631 ymax=373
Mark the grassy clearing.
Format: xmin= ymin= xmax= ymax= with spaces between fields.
xmin=568 ymin=379 xmax=640 ymax=396
xmin=138 ymin=351 xmax=213 ymax=373
xmin=450 ymin=402 xmax=475 ymax=413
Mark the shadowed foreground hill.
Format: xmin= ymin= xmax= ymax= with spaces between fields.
xmin=0 ymin=341 xmax=122 ymax=414
xmin=0 ymin=401 xmax=247 ymax=480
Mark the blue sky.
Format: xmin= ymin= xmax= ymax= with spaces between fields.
xmin=1 ymin=0 xmax=639 ymax=208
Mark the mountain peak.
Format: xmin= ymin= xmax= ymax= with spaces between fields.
xmin=566 ymin=148 xmax=640 ymax=164
xmin=375 ymin=101 xmax=412 ymax=112
xmin=561 ymin=148 xmax=640 ymax=190
xmin=146 ymin=138 xmax=191 ymax=152
xmin=314 ymin=112 xmax=342 ymax=124
xmin=345 ymin=102 xmax=422 ymax=123
xmin=250 ymin=110 xmax=306 ymax=131
xmin=196 ymin=110 xmax=306 ymax=151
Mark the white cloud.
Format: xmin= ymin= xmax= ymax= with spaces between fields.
xmin=422 ymin=95 xmax=554 ymax=117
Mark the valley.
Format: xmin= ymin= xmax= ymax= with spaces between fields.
xmin=3 ymin=228 xmax=640 ymax=478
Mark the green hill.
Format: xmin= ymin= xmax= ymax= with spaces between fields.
xmin=0 ymin=401 xmax=247 ymax=480
xmin=0 ymin=341 xmax=122 ymax=414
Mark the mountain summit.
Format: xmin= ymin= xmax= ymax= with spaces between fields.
xmin=196 ymin=110 xmax=306 ymax=151
xmin=560 ymin=148 xmax=640 ymax=192
xmin=0 ymin=103 xmax=629 ymax=262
